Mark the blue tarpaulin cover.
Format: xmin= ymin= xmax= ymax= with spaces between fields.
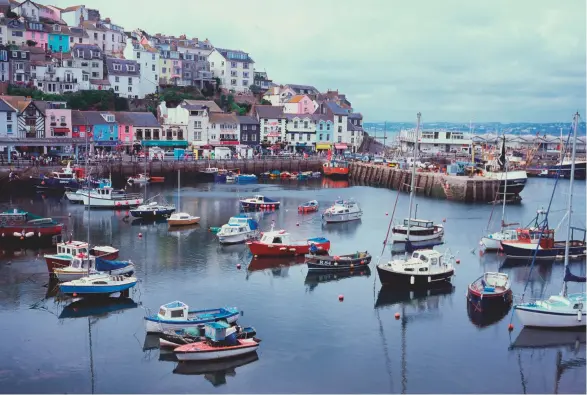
xmin=96 ymin=258 xmax=129 ymax=272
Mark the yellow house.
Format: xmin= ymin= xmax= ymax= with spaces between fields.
xmin=159 ymin=58 xmax=172 ymax=84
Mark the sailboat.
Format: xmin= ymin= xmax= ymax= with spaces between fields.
xmin=130 ymin=156 xmax=175 ymax=218
xmin=390 ymin=112 xmax=444 ymax=251
xmin=167 ymin=169 xmax=200 ymax=227
xmin=514 ymin=112 xmax=586 ymax=328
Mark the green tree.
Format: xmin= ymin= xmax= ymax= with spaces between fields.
xmin=214 ymin=77 xmax=221 ymax=93
xmin=260 ymin=99 xmax=271 ymax=105
xmin=26 ymin=40 xmax=37 ymax=47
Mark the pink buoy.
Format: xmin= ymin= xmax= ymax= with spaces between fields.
xmin=395 ymin=312 xmax=400 ymax=319
xmin=296 ymin=223 xmax=300 ymax=226
xmin=237 ymin=263 xmax=241 ymax=269
xmin=338 ymin=294 xmax=344 ymax=302
xmin=138 ymin=233 xmax=143 ymax=238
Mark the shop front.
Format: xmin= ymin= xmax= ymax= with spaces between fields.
xmin=334 ymin=143 xmax=348 ymax=154
xmin=295 ymin=142 xmax=314 ymax=154
xmin=316 ymin=142 xmax=332 ymax=153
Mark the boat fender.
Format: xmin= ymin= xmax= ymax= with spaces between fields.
xmin=25 ymin=232 xmax=34 ymax=238
xmin=428 ymin=276 xmax=431 ymax=283
xmin=578 ymin=311 xmax=582 ymax=322
xmin=38 ymin=232 xmax=41 ymax=238
xmin=410 ymin=276 xmax=415 ymax=285
xmin=13 ymin=232 xmax=21 ymax=237
xmin=1 ymin=233 xmax=3 ymax=237
xmin=153 ymin=211 xmax=156 ymax=216
xmin=334 ymin=262 xmax=338 ymax=266
xmin=279 ymin=247 xmax=286 ymax=251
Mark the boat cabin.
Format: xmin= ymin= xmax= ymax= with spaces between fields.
xmin=399 ymin=250 xmax=447 ymax=272
xmin=57 ymin=241 xmax=89 ymax=256
xmin=50 ymin=171 xmax=75 ymax=180
xmin=260 ymin=230 xmax=290 ymax=245
xmin=158 ymin=301 xmax=189 ymax=320
xmin=516 ymin=228 xmax=554 ymax=248
xmin=393 ymin=218 xmax=437 ymax=236
xmin=69 ymin=256 xmax=93 ymax=270
xmin=0 ymin=209 xmax=29 ymax=224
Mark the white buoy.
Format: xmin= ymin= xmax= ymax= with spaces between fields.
xmin=410 ymin=276 xmax=415 ymax=285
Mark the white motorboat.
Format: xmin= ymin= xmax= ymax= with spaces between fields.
xmin=79 ymin=187 xmax=143 ymax=208
xmin=128 ymin=173 xmax=150 ymax=184
xmin=390 ymin=218 xmax=444 ymax=244
xmin=144 ymin=301 xmax=240 ymax=333
xmin=514 ymin=112 xmax=587 ymax=328
xmin=53 ymin=255 xmax=135 ymax=282
xmin=59 ymin=273 xmax=138 ymax=296
xmin=377 ymin=249 xmax=455 ymax=287
xmin=322 ymin=199 xmax=362 ymax=223
xmin=216 ymin=215 xmax=260 ymax=244
xmin=65 ymin=188 xmax=87 ymax=203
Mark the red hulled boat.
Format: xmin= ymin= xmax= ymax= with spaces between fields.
xmin=43 ymin=240 xmax=120 ymax=273
xmin=246 ymin=223 xmax=330 ymax=257
xmin=0 ymin=209 xmax=63 ymax=248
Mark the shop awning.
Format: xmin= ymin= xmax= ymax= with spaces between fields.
xmin=334 ymin=143 xmax=348 ymax=150
xmin=52 ymin=128 xmax=70 ymax=134
xmin=220 ymin=141 xmax=240 ymax=146
xmin=316 ymin=144 xmax=331 ymax=150
xmin=267 ymin=132 xmax=280 ymax=138
xmin=94 ymin=141 xmax=118 ymax=146
xmin=141 ymin=140 xmax=188 ymax=147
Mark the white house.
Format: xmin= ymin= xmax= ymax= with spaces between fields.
xmin=0 ymin=98 xmax=16 ymax=138
xmin=208 ymin=48 xmax=254 ymax=92
xmin=254 ymin=105 xmax=286 ymax=143
xmin=105 ymin=57 xmax=141 ymax=98
xmin=71 ymin=44 xmax=103 ymax=84
xmin=11 ymin=0 xmax=40 ymax=22
xmin=33 ymin=61 xmax=84 ymax=94
xmin=262 ymin=86 xmax=296 ymax=106
xmin=176 ymin=100 xmax=223 ymax=149
xmin=285 ymin=114 xmax=315 ymax=152
xmin=123 ymin=38 xmax=159 ymax=97
xmin=157 ymin=101 xmax=191 ymax=144
xmin=81 ymin=20 xmax=126 ymax=56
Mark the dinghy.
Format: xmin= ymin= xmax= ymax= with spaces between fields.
xmin=246 ymin=223 xmax=330 ymax=257
xmin=159 ymin=326 xmax=257 ymax=348
xmin=216 ymin=215 xmax=259 ymax=244
xmin=174 ymin=322 xmax=261 ymax=361
xmin=144 ymin=301 xmax=240 ymax=333
xmin=467 ymin=272 xmax=513 ymax=311
xmin=298 ymin=200 xmax=319 ymax=213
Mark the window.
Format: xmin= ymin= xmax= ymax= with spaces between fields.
xmin=79 ymin=38 xmax=82 ymax=43
xmin=230 ymin=79 xmax=236 ymax=85
xmin=294 ymin=121 xmax=298 ymax=128
xmin=115 ymin=86 xmax=119 ymax=91
xmin=326 ymin=134 xmax=330 ymax=140
xmin=128 ymin=86 xmax=132 ymax=92
xmin=193 ymin=131 xmax=201 ymax=140
xmin=6 ymin=112 xmax=11 ymax=121
xmin=92 ymin=72 xmax=99 ymax=78
xmin=243 ymin=72 xmax=249 ymax=78
xmin=12 ymin=31 xmax=23 ymax=37
xmin=136 ymin=52 xmax=140 ymax=59
xmin=243 ymin=80 xmax=248 ymax=86
xmin=297 ymin=133 xmax=302 ymax=141
xmin=251 ymin=134 xmax=256 ymax=141
xmin=151 ymin=64 xmax=155 ymax=71
xmin=221 ymin=61 xmax=224 ymax=66
xmin=162 ymin=67 xmax=166 ymax=73
xmin=242 ymin=134 xmax=247 ymax=141
xmin=211 ymin=62 xmax=214 ymax=67
xmin=193 ymin=121 xmax=201 ymax=129
xmin=243 ymin=63 xmax=248 ymax=69
xmin=7 ymin=124 xmax=12 ymax=133
xmin=303 ymin=121 xmax=308 ymax=128
xmin=113 ymin=64 xmax=121 ymax=71
xmin=351 ymin=138 xmax=354 ymax=144
xmin=128 ymin=77 xmax=132 ymax=84
xmin=21 ymin=52 xmax=26 ymax=59
xmin=231 ymin=71 xmax=237 ymax=77
xmin=338 ymin=126 xmax=342 ymax=133
xmin=128 ymin=65 xmax=135 ymax=72
xmin=307 ymin=134 xmax=311 ymax=141
xmin=115 ymin=76 xmax=119 ymax=82
xmin=70 ymin=37 xmax=73 ymax=43
xmin=93 ymin=32 xmax=98 ymax=39
xmin=152 ymin=53 xmax=155 ymax=60
xmin=102 ymin=34 xmax=105 ymax=40
xmin=338 ymin=136 xmax=342 ymax=143
xmin=242 ymin=125 xmax=247 ymax=131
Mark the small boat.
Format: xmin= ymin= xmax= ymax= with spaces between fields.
xmin=269 ymin=170 xmax=280 ymax=179
xmin=500 ymin=226 xmax=586 ymax=260
xmin=44 ymin=240 xmax=119 ymax=273
xmin=53 ymin=256 xmax=135 ymax=282
xmin=239 ymin=194 xmax=281 ymax=210
xmin=311 ymin=172 xmax=322 ymax=178
xmin=0 ymin=208 xmax=63 ymax=247
xmin=79 ymin=187 xmax=144 ymax=208
xmin=246 ymin=223 xmax=330 ymax=257
xmin=322 ymin=160 xmax=350 ymax=179
xmin=127 ymin=174 xmax=150 ymax=184
xmin=236 ymin=174 xmax=258 ymax=183
xmin=214 ymin=169 xmax=229 ymax=183
xmin=481 ymin=210 xmax=546 ymax=250
xmin=226 ymin=173 xmax=236 ymax=183
xmin=159 ymin=326 xmax=257 ymax=348
xmin=59 ymin=273 xmax=137 ymax=296
xmin=260 ymin=172 xmax=271 ymax=178
xmin=290 ymin=172 xmax=299 ymax=179
xmin=280 ymin=171 xmax=291 ymax=179
xmin=199 ymin=167 xmax=219 ymax=182
xmin=167 ymin=212 xmax=200 ymax=227
xmin=322 ymin=199 xmax=363 ymax=223
xmin=65 ymin=188 xmax=88 ymax=203
xmin=150 ymin=176 xmax=165 ymax=183
xmin=390 ymin=218 xmax=444 ymax=246
xmin=467 ymin=272 xmax=513 ymax=311
xmin=305 ymin=251 xmax=371 ymax=271
xmin=66 ymin=179 xmax=113 ymax=204
xmin=216 ymin=215 xmax=260 ymax=244
xmin=144 ymin=301 xmax=240 ymax=333
xmin=298 ymin=200 xmax=319 ymax=213
xmin=174 ymin=322 xmax=261 ymax=361
xmin=130 ymin=201 xmax=176 ymax=219
xmin=31 ymin=162 xmax=82 ymax=191
xmin=376 ymin=249 xmax=455 ymax=287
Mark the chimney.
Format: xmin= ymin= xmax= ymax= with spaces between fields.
xmin=104 ymin=17 xmax=111 ymax=23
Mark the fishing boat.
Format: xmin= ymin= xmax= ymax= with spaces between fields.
xmin=216 ymin=215 xmax=260 ymax=244
xmin=174 ymin=322 xmax=261 ymax=361
xmin=167 ymin=169 xmax=200 ymax=227
xmin=54 ymin=256 xmax=135 ymax=282
xmin=127 ymin=173 xmax=150 ymax=184
xmin=79 ymin=187 xmax=143 ymax=208
xmin=130 ymin=201 xmax=176 ymax=219
xmin=59 ymin=273 xmax=138 ymax=296
xmin=305 ymin=250 xmax=371 ymax=271
xmin=480 ymin=209 xmax=546 ymax=250
xmin=0 ymin=209 xmax=63 ymax=247
xmin=500 ymin=227 xmax=586 ymax=260
xmin=31 ymin=162 xmax=82 ymax=191
xmin=390 ymin=114 xmax=443 ymax=251
xmin=322 ymin=151 xmax=350 ymax=179
xmin=44 ymin=240 xmax=119 ymax=273
xmin=322 ymin=199 xmax=362 ymax=223
xmin=159 ymin=326 xmax=257 ymax=348
xmin=144 ymin=301 xmax=240 ymax=333
xmin=246 ymin=222 xmax=330 ymax=257
xmin=239 ymin=195 xmax=281 ymax=210
xmin=481 ymin=135 xmax=527 ymax=197
xmin=376 ymin=249 xmax=456 ymax=287
xmin=65 ymin=178 xmax=114 ymax=204
xmin=514 ymin=112 xmax=587 ymax=328
xmin=280 ymin=171 xmax=291 ymax=179
xmin=466 ymin=272 xmax=513 ymax=311
xmin=298 ymin=200 xmax=319 ymax=213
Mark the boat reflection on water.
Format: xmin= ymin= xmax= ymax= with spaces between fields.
xmin=159 ymin=348 xmax=178 ymax=362
xmin=130 ymin=217 xmax=169 ymax=227
xmin=467 ymin=299 xmax=512 ymax=329
xmin=168 ymin=224 xmax=200 ymax=237
xmin=375 ymin=282 xmax=455 ymax=309
xmin=320 ymin=219 xmax=361 ymax=237
xmin=59 ymin=297 xmax=138 ymax=320
xmin=304 ymin=267 xmax=371 ymax=292
xmin=246 ymin=256 xmax=305 ymax=279
xmin=45 ymin=277 xmax=61 ymax=299
xmin=173 ymin=352 xmax=259 ymax=387
xmin=509 ymin=328 xmax=586 ymax=394
xmin=321 ymin=178 xmax=349 ymax=189
xmin=143 ymin=333 xmax=161 ymax=351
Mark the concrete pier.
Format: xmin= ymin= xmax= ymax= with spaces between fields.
xmin=349 ymin=162 xmax=501 ymax=203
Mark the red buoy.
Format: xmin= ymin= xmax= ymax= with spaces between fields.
xmin=395 ymin=312 xmax=401 ymax=319
xmin=456 ymin=259 xmax=461 ymax=264
xmin=138 ymin=233 xmax=143 ymax=238
xmin=73 ymin=293 xmax=78 ymax=297
xmin=237 ymin=263 xmax=241 ymax=269
xmin=338 ymin=294 xmax=344 ymax=302
xmin=508 ymin=324 xmax=514 ymax=331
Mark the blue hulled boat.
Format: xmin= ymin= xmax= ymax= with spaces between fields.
xmin=59 ymin=273 xmax=137 ymax=296
xmin=144 ymin=301 xmax=240 ymax=333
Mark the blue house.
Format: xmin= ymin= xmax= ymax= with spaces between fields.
xmin=48 ymin=24 xmax=70 ymax=53
xmin=313 ymin=113 xmax=334 ymax=152
xmin=83 ymin=111 xmax=119 ymax=150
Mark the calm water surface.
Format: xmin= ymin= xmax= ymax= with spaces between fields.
xmin=0 ymin=177 xmax=585 ymax=394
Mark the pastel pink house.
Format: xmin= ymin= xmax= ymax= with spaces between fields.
xmin=283 ymin=95 xmax=316 ymax=115
xmin=25 ymin=24 xmax=49 ymax=50
xmin=45 ymin=106 xmax=72 ymax=138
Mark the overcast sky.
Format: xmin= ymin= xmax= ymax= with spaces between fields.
xmin=45 ymin=0 xmax=586 ymax=123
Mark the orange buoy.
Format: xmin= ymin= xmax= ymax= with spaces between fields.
xmin=394 ymin=312 xmax=400 ymax=319
xmin=237 ymin=263 xmax=241 ymax=269
xmin=338 ymin=294 xmax=344 ymax=302
xmin=508 ymin=324 xmax=514 ymax=331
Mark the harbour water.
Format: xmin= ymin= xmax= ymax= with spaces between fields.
xmin=0 ymin=177 xmax=585 ymax=393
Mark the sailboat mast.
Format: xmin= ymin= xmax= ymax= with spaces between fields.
xmin=406 ymin=112 xmax=421 ymax=240
xmin=561 ymin=112 xmax=579 ymax=296
xmin=500 ymin=133 xmax=508 ymax=231
xmin=177 ymin=168 xmax=181 ymax=209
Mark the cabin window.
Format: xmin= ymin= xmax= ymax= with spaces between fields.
xmin=170 ymin=309 xmax=184 ymax=318
xmin=404 ymin=268 xmax=414 ymax=272
xmin=574 ymin=303 xmax=583 ymax=310
xmin=272 ymin=237 xmax=282 ymax=243
xmin=412 ymin=253 xmax=419 ymax=259
xmin=420 ymin=255 xmax=428 ymax=263
xmin=159 ymin=308 xmax=166 ymax=316
xmin=431 ymin=258 xmax=437 ymax=265
xmin=419 ymin=267 xmax=428 ymax=272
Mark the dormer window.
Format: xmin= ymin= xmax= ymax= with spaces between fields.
xmin=102 ymin=114 xmax=115 ymax=122
xmin=53 ymin=25 xmax=61 ymax=32
xmin=127 ymin=65 xmax=135 ymax=72
xmin=113 ymin=64 xmax=121 ymax=71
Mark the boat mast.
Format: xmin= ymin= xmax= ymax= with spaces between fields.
xmin=85 ymin=121 xmax=91 ymax=249
xmin=500 ymin=132 xmax=508 ymax=231
xmin=559 ymin=127 xmax=564 ymax=164
xmin=561 ymin=112 xmax=579 ymax=297
xmin=177 ymin=168 xmax=181 ymax=210
xmin=406 ymin=112 xmax=421 ymax=241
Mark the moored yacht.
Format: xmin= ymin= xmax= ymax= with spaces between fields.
xmin=216 ymin=214 xmax=259 ymax=244
xmin=376 ymin=249 xmax=455 ymax=287
xmin=322 ymin=199 xmax=362 ymax=223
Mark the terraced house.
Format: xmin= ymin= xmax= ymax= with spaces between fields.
xmin=106 ymin=57 xmax=141 ymax=98
xmin=208 ymin=47 xmax=254 ymax=92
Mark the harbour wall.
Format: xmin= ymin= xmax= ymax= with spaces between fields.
xmin=348 ymin=162 xmax=501 ymax=203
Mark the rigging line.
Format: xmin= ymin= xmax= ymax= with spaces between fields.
xmin=374 ymin=307 xmax=394 ymax=393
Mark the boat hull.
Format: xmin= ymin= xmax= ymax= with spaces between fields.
xmin=515 ymin=306 xmax=587 ymax=328
xmin=168 ymin=218 xmax=200 ymax=227
xmin=500 ymin=241 xmax=587 ymax=260
xmin=175 ymin=342 xmax=259 ymax=361
xmin=130 ymin=208 xmax=175 ymax=218
xmin=144 ymin=312 xmax=239 ymax=333
xmin=0 ymin=225 xmax=63 ymax=248
xmin=247 ymin=240 xmax=330 ymax=257
xmin=322 ymin=211 xmax=362 ymax=223
xmin=323 ymin=167 xmax=349 ymax=179
xmin=81 ymin=195 xmax=144 ymax=208
xmin=65 ymin=191 xmax=85 ymax=203
xmin=376 ymin=265 xmax=454 ymax=287
xmin=467 ymin=287 xmax=513 ymax=311
xmin=60 ymin=280 xmax=137 ymax=295
xmin=240 ymin=202 xmax=280 ymax=210
xmin=306 ymin=254 xmax=372 ymax=271
xmin=217 ymin=231 xmax=258 ymax=245
xmin=32 ymin=177 xmax=80 ymax=191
